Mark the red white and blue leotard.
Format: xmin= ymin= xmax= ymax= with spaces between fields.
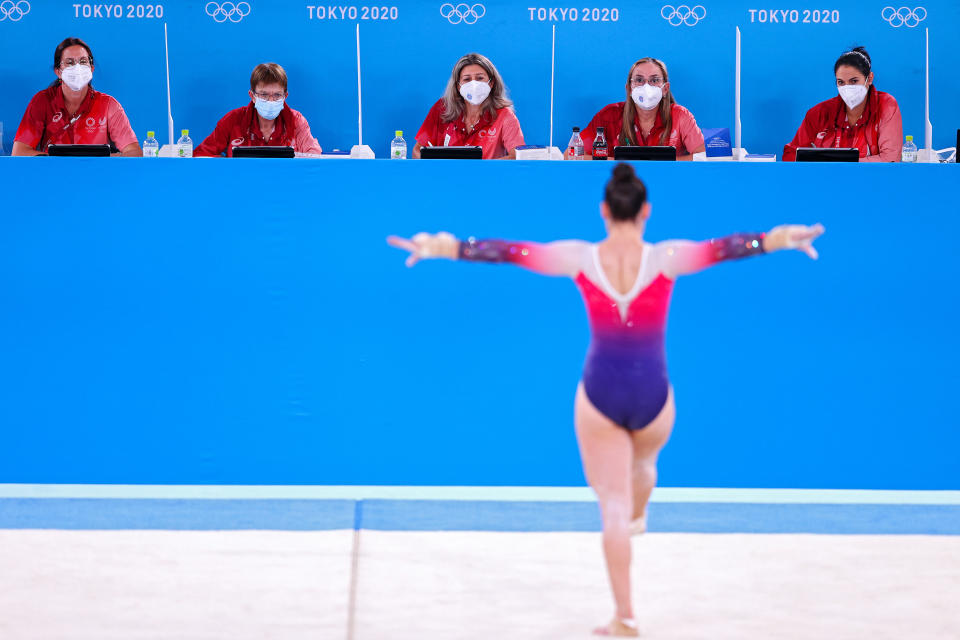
xmin=459 ymin=234 xmax=765 ymax=431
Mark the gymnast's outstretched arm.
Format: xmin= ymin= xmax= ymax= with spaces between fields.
xmin=387 ymin=233 xmax=588 ymax=277
xmin=656 ymin=224 xmax=825 ymax=279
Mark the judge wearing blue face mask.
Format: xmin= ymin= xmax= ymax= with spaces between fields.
xmin=195 ymin=62 xmax=322 ymax=157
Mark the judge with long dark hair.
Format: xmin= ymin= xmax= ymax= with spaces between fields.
xmin=13 ymin=37 xmax=140 ymax=157
xmin=783 ymin=46 xmax=903 ymax=162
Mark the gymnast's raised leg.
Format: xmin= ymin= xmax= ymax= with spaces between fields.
xmin=630 ymin=388 xmax=675 ymax=534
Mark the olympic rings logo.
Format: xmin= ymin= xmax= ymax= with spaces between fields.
xmin=881 ymin=6 xmax=926 ymax=27
xmin=661 ymin=4 xmax=705 ymax=26
xmin=440 ymin=3 xmax=485 ymax=24
xmin=0 ymin=0 xmax=30 ymax=21
xmin=205 ymin=1 xmax=251 ymax=23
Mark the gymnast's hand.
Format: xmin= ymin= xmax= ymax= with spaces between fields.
xmin=763 ymin=224 xmax=825 ymax=259
xmin=387 ymin=232 xmax=460 ymax=267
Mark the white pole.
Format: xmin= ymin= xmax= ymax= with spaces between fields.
xmin=356 ymin=23 xmax=363 ymax=146
xmin=549 ymin=24 xmax=555 ymax=150
xmin=735 ymin=26 xmax=741 ymax=156
xmin=924 ymin=27 xmax=932 ymax=153
xmin=164 ymin=22 xmax=174 ymax=146
xmin=349 ymin=23 xmax=373 ymax=157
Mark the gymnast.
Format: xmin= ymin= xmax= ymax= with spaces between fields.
xmin=387 ymin=163 xmax=824 ymax=636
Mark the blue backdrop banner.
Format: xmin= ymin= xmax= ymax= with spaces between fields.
xmin=1 ymin=0 xmax=958 ymax=157
xmin=0 ymin=158 xmax=957 ymax=489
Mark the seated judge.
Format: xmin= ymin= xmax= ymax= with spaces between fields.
xmin=783 ymin=47 xmax=902 ymax=162
xmin=195 ymin=63 xmax=322 ymax=157
xmin=413 ymin=53 xmax=525 ymax=160
xmin=579 ymin=57 xmax=704 ymax=161
xmin=13 ymin=37 xmax=140 ymax=157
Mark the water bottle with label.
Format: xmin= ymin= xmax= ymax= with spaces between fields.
xmin=176 ymin=129 xmax=193 ymax=158
xmin=901 ymin=135 xmax=917 ymax=163
xmin=390 ymin=130 xmax=407 ymax=159
xmin=592 ymin=126 xmax=608 ymax=160
xmin=567 ymin=127 xmax=584 ymax=160
xmin=143 ymin=131 xmax=159 ymax=157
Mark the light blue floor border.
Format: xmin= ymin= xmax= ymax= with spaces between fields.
xmin=3 ymin=485 xmax=959 ymax=503
xmin=1 ymin=486 xmax=959 ymax=534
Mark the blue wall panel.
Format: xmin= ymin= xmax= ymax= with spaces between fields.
xmin=0 ymin=158 xmax=957 ymax=488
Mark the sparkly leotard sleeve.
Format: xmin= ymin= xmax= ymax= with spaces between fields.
xmin=458 ymin=238 xmax=591 ymax=276
xmin=459 ymin=233 xmax=766 ymax=430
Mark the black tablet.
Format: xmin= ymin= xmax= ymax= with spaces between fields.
xmin=231 ymin=146 xmax=295 ymax=158
xmin=613 ymin=146 xmax=677 ymax=161
xmin=419 ymin=146 xmax=483 ymax=159
xmin=795 ymin=147 xmax=860 ymax=162
xmin=47 ymin=144 xmax=111 ymax=157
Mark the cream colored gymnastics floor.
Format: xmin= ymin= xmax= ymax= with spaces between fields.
xmin=0 ymin=486 xmax=958 ymax=640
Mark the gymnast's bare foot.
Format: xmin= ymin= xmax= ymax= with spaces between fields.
xmin=593 ymin=617 xmax=639 ymax=637
xmin=630 ymin=514 xmax=647 ymax=536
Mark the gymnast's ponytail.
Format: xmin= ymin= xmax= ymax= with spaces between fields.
xmin=604 ymin=163 xmax=648 ymax=221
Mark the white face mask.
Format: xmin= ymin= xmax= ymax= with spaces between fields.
xmin=631 ymin=84 xmax=662 ymax=111
xmin=459 ymin=80 xmax=491 ymax=106
xmin=254 ymin=97 xmax=284 ymax=121
xmin=838 ymin=84 xmax=868 ymax=109
xmin=61 ymin=64 xmax=93 ymax=92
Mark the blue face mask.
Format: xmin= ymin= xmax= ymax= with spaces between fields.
xmin=254 ymin=97 xmax=284 ymax=120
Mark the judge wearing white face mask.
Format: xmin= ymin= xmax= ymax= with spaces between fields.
xmin=579 ymin=57 xmax=705 ymax=161
xmin=195 ymin=63 xmax=321 ymax=157
xmin=413 ymin=53 xmax=525 ymax=159
xmin=13 ymin=37 xmax=141 ymax=156
xmin=783 ymin=46 xmax=902 ymax=162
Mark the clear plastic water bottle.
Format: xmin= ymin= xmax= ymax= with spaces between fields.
xmin=390 ymin=130 xmax=407 ymax=159
xmin=176 ymin=129 xmax=193 ymax=158
xmin=567 ymin=127 xmax=584 ymax=160
xmin=901 ymin=135 xmax=917 ymax=163
xmin=143 ymin=131 xmax=159 ymax=157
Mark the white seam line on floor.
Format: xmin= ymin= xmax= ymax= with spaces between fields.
xmin=345 ymin=501 xmax=362 ymax=640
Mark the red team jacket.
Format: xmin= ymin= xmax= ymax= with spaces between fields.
xmin=195 ymin=103 xmax=322 ymax=157
xmin=415 ymin=99 xmax=525 ymax=159
xmin=15 ymin=86 xmax=138 ymax=152
xmin=581 ymin=102 xmax=704 ymax=156
xmin=782 ymin=89 xmax=902 ymax=162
